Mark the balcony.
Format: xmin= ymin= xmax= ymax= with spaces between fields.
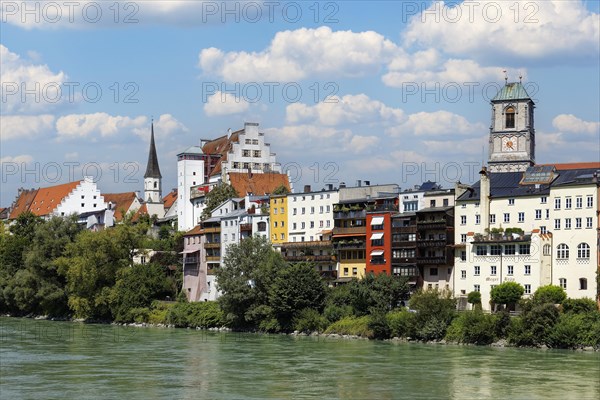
xmin=332 ymin=226 xmax=366 ymax=236
xmin=333 ymin=210 xmax=366 ymax=219
xmin=203 ymin=227 xmax=221 ymax=233
xmin=417 ymin=256 xmax=448 ymax=264
xmin=369 ymin=259 xmax=387 ymax=265
xmin=471 ymin=234 xmax=531 ymax=244
xmin=417 ymin=221 xmax=448 ymax=230
xmin=392 ymin=226 xmax=416 ymax=233
xmin=282 ymin=240 xmax=332 ymax=249
xmin=417 ymin=240 xmax=448 ymax=248
xmin=240 ymin=223 xmax=252 ymax=232
xmin=204 ymin=242 xmax=220 ymax=249
xmin=284 ymin=255 xmax=336 ymax=262
xmin=334 ymin=241 xmax=365 ymax=250
xmin=392 ymin=240 xmax=417 ymax=248
xmin=184 ymin=257 xmax=199 ymax=264
xmin=206 ymin=256 xmax=220 ymax=262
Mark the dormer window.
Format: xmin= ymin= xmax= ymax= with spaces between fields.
xmin=505 ymin=106 xmax=515 ymax=129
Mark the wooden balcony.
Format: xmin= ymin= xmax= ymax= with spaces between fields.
xmin=333 ymin=210 xmax=366 ymax=219
xmin=417 ymin=256 xmax=448 ymax=265
xmin=204 ymin=242 xmax=220 ymax=249
xmin=417 ymin=240 xmax=448 ymax=248
xmin=282 ymin=240 xmax=332 ymax=249
xmin=332 ymin=226 xmax=366 ymax=236
xmin=240 ymin=223 xmax=252 ymax=232
xmin=284 ymin=255 xmax=336 ymax=262
xmin=203 ymin=227 xmax=221 ymax=233
xmin=206 ymin=256 xmax=221 ymax=262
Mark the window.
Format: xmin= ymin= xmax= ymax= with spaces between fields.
xmin=475 ymin=202 xmax=480 ymax=208
xmin=326 ymin=205 xmax=330 ymax=212
xmin=504 ymin=213 xmax=510 ymax=223
xmin=508 ymin=198 xmax=515 ymax=206
xmin=525 ymin=265 xmax=531 ymax=275
xmin=320 ymin=206 xmax=324 ymax=214
xmin=490 ymin=245 xmax=502 ymax=256
xmin=507 ymin=265 xmax=514 ymax=275
xmin=243 ymin=162 xmax=250 ymax=170
xmin=474 ymin=266 xmax=480 ymax=276
xmin=461 ymin=270 xmax=466 ymax=279
xmin=242 ymin=149 xmax=251 ymax=157
xmin=302 ymin=207 xmax=305 ymax=214
xmin=565 ymin=197 xmax=572 ymax=209
xmin=505 ymin=106 xmax=515 ymax=128
xmin=310 ymin=207 xmax=315 ymax=214
xmin=504 ymin=244 xmax=516 ymax=255
xmin=576 ymin=218 xmax=582 ymax=229
xmin=460 ymin=234 xmax=467 ymax=243
xmin=577 ymin=243 xmax=590 ymax=259
xmin=546 ymin=209 xmax=550 ymax=220
xmin=310 ymin=221 xmax=315 ymax=229
xmin=429 ymin=267 xmax=438 ymax=276
xmin=476 ymin=245 xmax=487 ymax=256
xmin=293 ymin=208 xmax=297 ymax=215
xmin=540 ymin=226 xmax=547 ymax=234
xmin=257 ymin=222 xmax=267 ymax=232
xmin=519 ymin=244 xmax=530 ymax=255
xmin=543 ymin=244 xmax=551 ymax=256
xmin=518 ymin=212 xmax=525 ymax=223
xmin=475 ymin=215 xmax=481 ymax=225
xmin=559 ymin=278 xmax=567 ymax=290
xmin=274 ymin=221 xmax=278 ymax=228
xmin=460 ymin=215 xmax=466 ymax=225
xmin=281 ymin=221 xmax=284 ymax=227
xmin=280 ymin=233 xmax=285 ymax=240
xmin=81 ymin=203 xmax=84 ymax=207
xmin=557 ymin=244 xmax=569 ymax=259
xmin=535 ymin=209 xmax=542 ymax=219
xmin=586 ymin=217 xmax=593 ymax=228
xmin=524 ymin=284 xmax=531 ymax=295
xmin=301 ymin=222 xmax=305 ymax=229
xmin=576 ymin=197 xmax=582 ymax=208
xmin=460 ymin=251 xmax=466 ymax=261
xmin=280 ymin=207 xmax=284 ymax=213
xmin=474 ymin=284 xmax=480 ymax=292
xmin=541 ymin=196 xmax=547 ymax=204
xmin=554 ymin=219 xmax=561 ymax=230
xmin=587 ymin=195 xmax=593 ymax=208
xmin=253 ymin=150 xmax=261 ymax=158
xmin=292 ymin=223 xmax=297 ymax=230
xmin=490 ymin=266 xmax=497 ymax=275
xmin=443 ymin=199 xmax=449 ymax=206
xmin=554 ymin=198 xmax=561 ymax=209
xmin=273 ymin=208 xmax=278 ymax=215
xmin=580 ymin=278 xmax=588 ymax=290
xmin=430 ymin=200 xmax=436 ymax=207
xmin=231 ymin=233 xmax=236 ymax=241
xmin=565 ymin=218 xmax=571 ymax=229
xmin=490 ymin=214 xmax=496 ymax=224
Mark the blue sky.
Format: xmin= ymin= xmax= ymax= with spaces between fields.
xmin=1 ymin=0 xmax=599 ymax=206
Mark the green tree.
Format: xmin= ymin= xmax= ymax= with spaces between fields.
xmin=269 ymin=262 xmax=327 ymax=329
xmin=408 ymin=289 xmax=457 ymax=341
xmin=272 ymin=184 xmax=290 ymax=195
xmin=201 ymin=183 xmax=238 ymax=220
xmin=532 ymin=285 xmax=566 ymax=305
xmin=467 ymin=291 xmax=482 ymax=310
xmin=490 ymin=282 xmax=524 ymax=310
xmin=215 ymin=235 xmax=285 ymax=328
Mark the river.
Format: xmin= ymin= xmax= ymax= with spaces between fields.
xmin=1 ymin=317 xmax=598 ymax=399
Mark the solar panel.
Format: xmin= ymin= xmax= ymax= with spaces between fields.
xmin=520 ymin=166 xmax=556 ymax=185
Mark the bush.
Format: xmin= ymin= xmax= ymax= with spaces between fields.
xmin=508 ymin=317 xmax=536 ymax=346
xmin=324 ymin=316 xmax=373 ymax=338
xmin=490 ymin=282 xmax=524 ymax=310
xmin=409 ymin=289 xmax=456 ymax=341
xmin=445 ymin=311 xmax=496 ymax=345
xmin=467 ymin=291 xmax=482 ymax=308
xmin=368 ymin=311 xmax=391 ymax=340
xmin=386 ymin=309 xmax=415 ymax=338
xmin=525 ymin=303 xmax=560 ymax=344
xmin=293 ymin=308 xmax=328 ymax=333
xmin=532 ymin=285 xmax=566 ymax=305
xmin=493 ymin=311 xmax=511 ymax=338
xmin=165 ymin=301 xmax=225 ymax=328
xmin=128 ymin=307 xmax=150 ymax=324
xmin=323 ymin=304 xmax=354 ymax=323
xmin=546 ymin=312 xmax=600 ymax=349
xmin=561 ymin=298 xmax=598 ymax=314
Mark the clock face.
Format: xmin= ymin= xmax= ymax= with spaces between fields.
xmin=502 ymin=136 xmax=517 ymax=152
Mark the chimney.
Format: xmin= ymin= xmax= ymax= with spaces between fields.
xmin=357 ymin=180 xmax=362 ymax=187
xmin=340 ymin=182 xmax=346 ymax=188
xmin=364 ymin=180 xmax=370 ymax=186
xmin=227 ymin=128 xmax=232 ymax=139
xmin=248 ymin=167 xmax=253 ymax=179
xmin=327 ymin=184 xmax=333 ymax=191
xmin=200 ymin=139 xmax=209 ymax=147
xmin=479 ymin=166 xmax=490 ymax=234
xmin=304 ymin=185 xmax=311 ymax=193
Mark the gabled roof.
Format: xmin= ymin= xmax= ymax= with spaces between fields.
xmin=144 ymin=123 xmax=162 ymax=179
xmin=103 ymin=192 xmax=138 ymax=221
xmin=202 ymin=130 xmax=241 ymax=177
xmin=131 ymin=204 xmax=148 ymax=222
xmin=178 ymin=146 xmax=203 ymax=156
xmin=10 ymin=181 xmax=81 ymax=218
xmin=492 ymin=82 xmax=532 ymax=102
xmin=163 ymin=189 xmax=177 ymax=210
xmin=228 ymin=172 xmax=290 ymax=196
xmin=419 ymin=181 xmax=440 ymax=191
xmin=184 ymin=225 xmax=204 ymax=236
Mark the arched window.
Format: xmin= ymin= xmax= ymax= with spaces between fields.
xmin=505 ymin=106 xmax=515 ymax=129
xmin=154 ymin=182 xmax=158 ymax=189
xmin=543 ymin=244 xmax=551 ymax=256
xmin=579 ymin=278 xmax=587 ymax=290
xmin=557 ymin=243 xmax=569 ymax=259
xmin=577 ymin=243 xmax=590 ymax=259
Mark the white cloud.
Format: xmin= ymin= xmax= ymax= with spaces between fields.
xmin=55 ymin=113 xmax=147 ymax=140
xmin=133 ymin=114 xmax=189 ymax=139
xmin=387 ymin=110 xmax=486 ymax=137
xmin=0 ymin=114 xmax=55 ymax=141
xmin=64 ymin=152 xmax=79 ymax=160
xmin=0 ymin=45 xmax=67 ymax=113
xmin=286 ymin=94 xmax=404 ymax=126
xmin=203 ymin=91 xmax=250 ymax=116
xmin=0 ymin=154 xmax=34 ymax=164
xmin=552 ymin=114 xmax=600 ymax=135
xmin=403 ymin=0 xmax=600 ymax=62
xmin=199 ymin=26 xmax=399 ymax=81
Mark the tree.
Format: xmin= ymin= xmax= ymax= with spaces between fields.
xmin=269 ymin=262 xmax=327 ymax=329
xmin=408 ymin=289 xmax=457 ymax=340
xmin=215 ymin=235 xmax=285 ymax=328
xmin=467 ymin=291 xmax=482 ymax=310
xmin=490 ymin=282 xmax=524 ymax=310
xmin=532 ymin=285 xmax=566 ymax=305
xmin=272 ymin=184 xmax=290 ymax=195
xmin=201 ymin=183 xmax=238 ymax=220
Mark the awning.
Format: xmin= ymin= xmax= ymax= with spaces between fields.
xmin=370 ymin=217 xmax=384 ymax=225
xmin=370 ymin=232 xmax=384 ymax=240
xmin=370 ymin=250 xmax=384 ymax=256
xmin=180 ymin=249 xmax=200 ymax=254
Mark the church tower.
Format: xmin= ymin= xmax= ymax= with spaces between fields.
xmin=144 ymin=122 xmax=163 ymax=204
xmin=488 ymin=81 xmax=535 ymax=173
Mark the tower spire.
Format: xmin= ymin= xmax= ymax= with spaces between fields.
xmin=144 ymin=121 xmax=162 ymax=179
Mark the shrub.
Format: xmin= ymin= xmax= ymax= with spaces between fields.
xmin=186 ymin=302 xmax=224 ymax=328
xmin=532 ymin=285 xmax=566 ymax=305
xmin=508 ymin=317 xmax=536 ymax=346
xmin=467 ymin=291 xmax=482 ymax=308
xmin=446 ymin=311 xmax=496 ymax=345
xmin=546 ymin=312 xmax=600 ymax=349
xmin=368 ymin=311 xmax=391 ymax=340
xmin=409 ymin=289 xmax=456 ymax=341
xmin=493 ymin=311 xmax=511 ymax=338
xmin=128 ymin=307 xmax=150 ymax=324
xmin=386 ymin=309 xmax=415 ymax=338
xmin=561 ymin=298 xmax=598 ymax=314
xmin=323 ymin=304 xmax=354 ymax=323
xmin=490 ymin=282 xmax=524 ymax=310
xmin=293 ymin=308 xmax=328 ymax=333
xmin=324 ymin=316 xmax=373 ymax=338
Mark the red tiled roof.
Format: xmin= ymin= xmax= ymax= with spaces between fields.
xmin=228 ymin=172 xmax=290 ymax=196
xmin=131 ymin=204 xmax=148 ymax=222
xmin=540 ymin=162 xmax=600 ymax=170
xmin=163 ymin=189 xmax=177 ymax=210
xmin=103 ymin=192 xmax=137 ymax=221
xmin=9 ymin=189 xmax=38 ymax=219
xmin=184 ymin=225 xmax=204 ymax=236
xmin=10 ymin=181 xmax=81 ymax=219
xmin=201 ymin=130 xmax=241 ymax=177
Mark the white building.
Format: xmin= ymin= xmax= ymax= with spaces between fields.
xmin=287 ymin=185 xmax=339 ymax=243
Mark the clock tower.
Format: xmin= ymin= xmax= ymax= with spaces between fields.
xmin=488 ymin=81 xmax=535 ymax=173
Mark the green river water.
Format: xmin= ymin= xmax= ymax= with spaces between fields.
xmin=1 ymin=317 xmax=599 ymax=399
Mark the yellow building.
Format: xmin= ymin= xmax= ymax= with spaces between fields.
xmin=269 ymin=194 xmax=288 ymax=244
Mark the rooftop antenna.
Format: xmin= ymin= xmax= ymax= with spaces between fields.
xmin=503 ymin=70 xmax=508 ymax=84
xmin=519 ymin=73 xmax=523 ymax=83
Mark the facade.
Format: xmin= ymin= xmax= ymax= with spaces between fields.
xmin=269 ymin=194 xmax=288 ymax=245
xmin=280 ymin=232 xmax=337 ymax=280
xmin=391 ymin=212 xmax=420 ymax=289
xmin=365 ymin=212 xmax=393 ymax=276
xmin=416 ymin=206 xmax=454 ymax=291
xmin=287 ymin=185 xmax=339 ymax=243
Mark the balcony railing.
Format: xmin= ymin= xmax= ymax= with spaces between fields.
xmin=392 ymin=226 xmax=417 ymax=233
xmin=240 ymin=223 xmax=252 ymax=232
xmin=333 ymin=210 xmax=366 ymax=219
xmin=206 ymin=256 xmax=221 ymax=262
xmin=417 ymin=240 xmax=448 ymax=248
xmin=417 ymin=256 xmax=448 ymax=264
xmin=282 ymin=240 xmax=332 ymax=249
xmin=417 ymin=222 xmax=448 ymax=230
xmin=203 ymin=227 xmax=221 ymax=233
xmin=204 ymin=242 xmax=220 ymax=249
xmin=332 ymin=226 xmax=366 ymax=236
xmin=369 ymin=259 xmax=387 ymax=265
xmin=284 ymin=255 xmax=336 ymax=262
xmin=471 ymin=234 xmax=531 ymax=244
xmin=334 ymin=241 xmax=365 ymax=250
xmin=184 ymin=257 xmax=198 ymax=264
